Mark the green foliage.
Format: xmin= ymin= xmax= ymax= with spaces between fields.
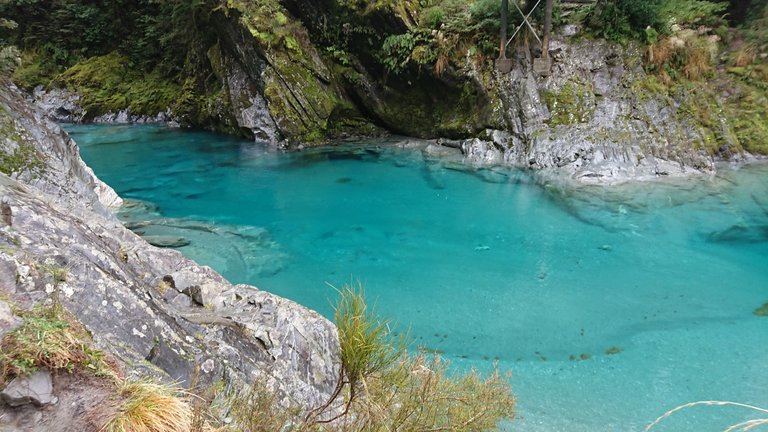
xmin=586 ymin=0 xmax=662 ymax=42
xmin=378 ymin=0 xmax=509 ymax=75
xmin=585 ymin=0 xmax=728 ymax=42
xmin=51 ymin=52 xmax=182 ymax=119
xmin=725 ymin=82 xmax=768 ymax=155
xmin=381 ymin=32 xmax=421 ymax=73
xmin=225 ymin=0 xmax=306 ymax=55
xmin=742 ymin=2 xmax=768 ymax=58
xmin=657 ymin=0 xmax=728 ymax=30
xmin=333 ymin=282 xmax=405 ymax=387
xmin=0 ymin=1 xmax=18 ymax=74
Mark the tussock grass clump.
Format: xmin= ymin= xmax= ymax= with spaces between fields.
xmin=102 ymin=380 xmax=193 ymax=432
xmin=0 ymin=304 xmax=116 ymax=385
xmin=647 ymin=35 xmax=714 ymax=81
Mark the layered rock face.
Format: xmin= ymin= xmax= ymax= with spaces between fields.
xmin=463 ymin=39 xmax=717 ymax=183
xmin=0 ymin=80 xmax=340 ymax=417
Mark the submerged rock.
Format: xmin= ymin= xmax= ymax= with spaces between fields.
xmin=707 ymin=224 xmax=768 ymax=244
xmin=754 ymin=303 xmax=768 ymax=317
xmin=143 ymin=235 xmax=191 ymax=248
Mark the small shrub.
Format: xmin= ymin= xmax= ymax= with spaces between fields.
xmin=731 ymin=43 xmax=757 ymax=67
xmin=647 ymin=34 xmax=714 ymax=80
xmin=301 ymin=282 xmax=516 ymax=430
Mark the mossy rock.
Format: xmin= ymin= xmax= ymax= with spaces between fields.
xmin=540 ymin=80 xmax=596 ymax=126
xmin=0 ymin=107 xmax=46 ymax=178
xmin=51 ymin=52 xmax=182 ymax=120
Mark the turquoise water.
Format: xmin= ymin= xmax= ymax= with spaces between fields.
xmin=68 ymin=124 xmax=768 ymax=431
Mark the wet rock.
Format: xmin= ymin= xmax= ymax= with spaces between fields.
xmin=143 ymin=235 xmax=191 ymax=248
xmin=461 ymin=139 xmax=503 ymax=166
xmin=1 ymin=370 xmax=57 ymax=407
xmin=488 ymin=39 xmax=716 ymax=184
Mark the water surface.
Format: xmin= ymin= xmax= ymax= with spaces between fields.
xmin=68 ymin=124 xmax=768 ymax=432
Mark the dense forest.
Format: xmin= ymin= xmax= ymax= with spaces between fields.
xmin=0 ymin=0 xmax=766 ymax=149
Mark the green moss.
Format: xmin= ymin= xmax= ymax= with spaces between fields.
xmin=631 ymin=74 xmax=669 ymax=101
xmin=11 ymin=51 xmax=56 ymax=91
xmin=724 ymin=83 xmax=768 ymax=155
xmin=51 ymin=52 xmax=182 ymax=119
xmin=541 ymin=80 xmax=596 ymax=126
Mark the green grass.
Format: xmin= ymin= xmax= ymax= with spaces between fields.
xmin=0 ymin=303 xmax=117 ymax=386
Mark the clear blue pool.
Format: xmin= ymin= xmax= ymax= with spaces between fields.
xmin=67 ymin=124 xmax=768 ymax=432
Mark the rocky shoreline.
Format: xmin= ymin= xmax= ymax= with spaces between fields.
xmin=0 ymin=80 xmax=341 ymax=430
xmin=30 ymin=34 xmax=766 ymax=185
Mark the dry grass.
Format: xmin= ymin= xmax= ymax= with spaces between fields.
xmin=645 ymin=401 xmax=768 ymax=431
xmin=647 ymin=35 xmax=713 ymax=80
xmin=353 ymin=353 xmax=515 ymax=431
xmin=732 ymin=43 xmax=757 ymax=67
xmin=682 ymin=43 xmax=712 ymax=80
xmin=101 ymin=380 xmax=193 ymax=432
